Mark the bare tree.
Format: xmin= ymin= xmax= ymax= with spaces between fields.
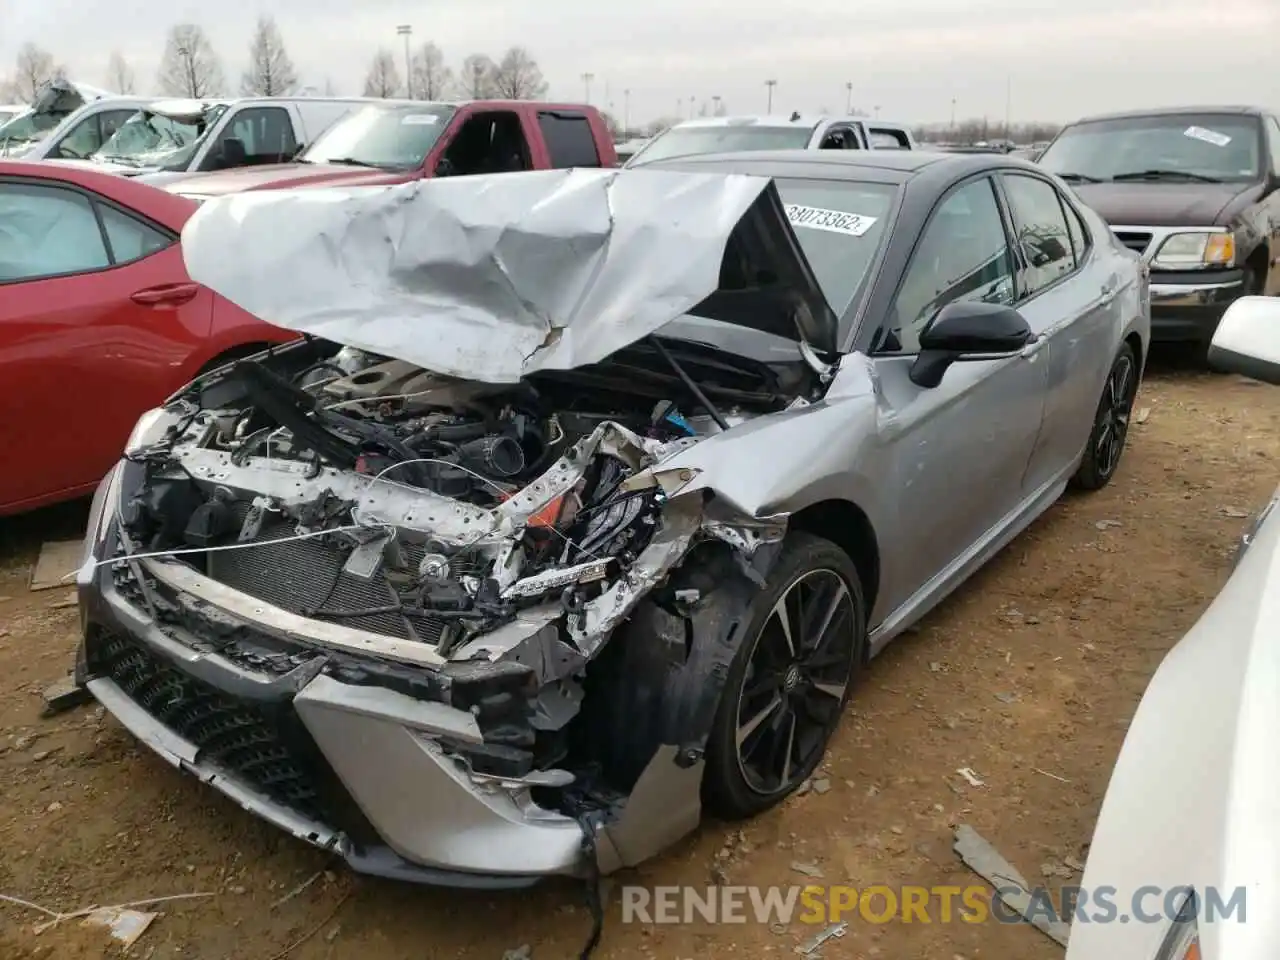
xmin=240 ymin=16 xmax=298 ymax=96
xmin=157 ymin=24 xmax=226 ymax=97
xmin=13 ymin=43 xmax=61 ymax=102
xmin=488 ymin=46 xmax=546 ymax=100
xmin=105 ymin=51 xmax=136 ymax=93
xmin=458 ymin=54 xmax=497 ymax=99
xmin=362 ymin=49 xmax=401 ymax=98
xmin=409 ymin=42 xmax=452 ymax=100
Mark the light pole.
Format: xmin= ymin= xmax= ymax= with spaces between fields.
xmin=712 ymin=94 xmax=721 ymax=116
xmin=396 ymin=25 xmax=412 ymax=98
xmin=845 ymin=81 xmax=852 ymax=114
xmin=765 ymin=79 xmax=776 ymax=113
xmin=581 ymin=72 xmax=594 ymax=104
xmin=688 ymin=95 xmax=695 ymax=118
xmin=623 ymin=88 xmax=630 ymax=133
xmin=950 ymin=97 xmax=957 ymax=130
xmin=1004 ymin=74 xmax=1011 ymax=139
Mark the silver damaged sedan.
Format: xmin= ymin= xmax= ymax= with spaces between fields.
xmin=75 ymin=153 xmax=1150 ymax=887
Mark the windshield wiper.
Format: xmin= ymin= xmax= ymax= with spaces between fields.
xmin=324 ymin=157 xmax=385 ymax=169
xmin=1055 ymin=172 xmax=1105 ymax=183
xmin=1111 ymin=169 xmax=1222 ymax=183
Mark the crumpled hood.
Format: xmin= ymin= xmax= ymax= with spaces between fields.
xmin=180 ymin=167 xmax=838 ymax=382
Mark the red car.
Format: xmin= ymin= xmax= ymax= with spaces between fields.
xmin=0 ymin=161 xmax=293 ymax=515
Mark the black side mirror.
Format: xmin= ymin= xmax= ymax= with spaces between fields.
xmin=435 ymin=157 xmax=456 ymax=177
xmin=220 ymin=137 xmax=247 ymax=167
xmin=909 ymin=301 xmax=1034 ymax=388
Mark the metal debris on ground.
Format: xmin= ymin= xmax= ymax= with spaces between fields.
xmin=80 ymin=907 xmax=157 ymax=947
xmin=1134 ymin=407 xmax=1151 ymax=424
xmin=1094 ymin=519 xmax=1123 ymax=530
xmin=953 ymin=824 xmax=1070 ymax=947
xmin=1033 ymin=767 xmax=1071 ymax=783
xmin=790 ymin=860 xmax=824 ymax=879
xmin=41 ymin=676 xmax=92 ymax=717
xmin=795 ymin=920 xmax=846 ymax=955
xmin=28 ymin=540 xmax=84 ymax=591
xmin=956 ymin=767 xmax=985 ymax=787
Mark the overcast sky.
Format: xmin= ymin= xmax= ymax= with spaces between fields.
xmin=3 ymin=0 xmax=1277 ymax=125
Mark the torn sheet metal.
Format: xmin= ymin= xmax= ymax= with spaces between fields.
xmin=180 ymin=167 xmax=836 ymax=383
xmin=954 ymin=824 xmax=1071 ymax=947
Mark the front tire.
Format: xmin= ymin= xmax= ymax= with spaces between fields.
xmin=702 ymin=533 xmax=866 ymax=819
xmin=1073 ymin=343 xmax=1138 ymax=491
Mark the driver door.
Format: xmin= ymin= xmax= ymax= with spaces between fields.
xmin=869 ymin=174 xmax=1048 ymax=617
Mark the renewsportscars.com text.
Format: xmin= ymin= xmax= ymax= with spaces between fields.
xmin=620 ymin=884 xmax=1246 ymax=926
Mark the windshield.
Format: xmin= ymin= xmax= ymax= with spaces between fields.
xmin=1039 ymin=114 xmax=1263 ymax=183
xmin=629 ymin=125 xmax=814 ymax=165
xmin=301 ymin=103 xmax=456 ymax=169
xmin=0 ymin=109 xmax=20 ymax=125
xmin=0 ymin=111 xmax=60 ymax=146
xmin=98 ymin=107 xmax=212 ymax=167
xmin=775 ymin=179 xmax=896 ymax=324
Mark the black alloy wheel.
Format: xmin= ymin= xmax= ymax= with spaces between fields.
xmin=703 ymin=533 xmax=866 ymax=818
xmin=1074 ymin=343 xmax=1138 ymax=490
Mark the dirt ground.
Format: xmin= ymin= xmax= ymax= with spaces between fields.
xmin=1 ymin=352 xmax=1278 ymax=960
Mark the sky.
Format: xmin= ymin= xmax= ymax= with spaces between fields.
xmin=1 ymin=0 xmax=1277 ymax=126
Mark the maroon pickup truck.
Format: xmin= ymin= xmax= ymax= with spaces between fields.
xmin=144 ymin=99 xmax=617 ymax=197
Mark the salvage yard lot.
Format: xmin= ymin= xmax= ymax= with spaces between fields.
xmin=0 ymin=356 xmax=1276 ymax=959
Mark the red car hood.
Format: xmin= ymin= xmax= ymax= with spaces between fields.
xmin=163 ymin=163 xmax=415 ymax=197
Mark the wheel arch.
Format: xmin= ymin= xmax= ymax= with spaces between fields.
xmin=787 ymin=498 xmax=881 ymax=626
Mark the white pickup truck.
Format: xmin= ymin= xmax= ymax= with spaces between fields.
xmin=21 ymin=96 xmax=366 ymax=178
xmin=625 ymin=114 xmax=917 ymax=167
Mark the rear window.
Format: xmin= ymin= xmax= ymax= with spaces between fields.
xmin=868 ymin=128 xmax=910 ymax=149
xmin=537 ymin=111 xmax=600 ymax=168
xmin=776 ymin=178 xmax=898 ymax=323
xmin=629 ymin=124 xmax=813 ymax=165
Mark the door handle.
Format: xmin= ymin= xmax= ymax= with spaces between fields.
xmin=131 ymin=283 xmax=200 ymax=306
xmin=1021 ymin=334 xmax=1048 ymax=358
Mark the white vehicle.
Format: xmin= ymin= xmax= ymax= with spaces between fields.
xmin=625 ymin=114 xmax=917 ymax=167
xmin=23 ymin=95 xmax=156 ymax=162
xmin=0 ymin=79 xmax=116 ymax=157
xmin=1067 ymin=296 xmax=1280 ymax=960
xmin=122 ymin=97 xmax=373 ymax=181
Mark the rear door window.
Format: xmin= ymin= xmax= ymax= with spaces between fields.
xmin=1000 ymin=174 xmax=1077 ymax=298
xmin=868 ymin=127 xmax=911 ymax=149
xmin=537 ymin=111 xmax=601 ymax=168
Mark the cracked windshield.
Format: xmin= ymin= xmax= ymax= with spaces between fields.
xmin=98 ymin=104 xmax=223 ymax=168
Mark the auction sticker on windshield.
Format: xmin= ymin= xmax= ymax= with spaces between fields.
xmin=402 ymin=115 xmax=439 ymax=125
xmin=1184 ymin=125 xmax=1231 ymax=147
xmin=785 ymin=204 xmax=877 ymax=237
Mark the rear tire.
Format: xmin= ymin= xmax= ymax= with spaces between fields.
xmin=1073 ymin=343 xmax=1138 ymax=491
xmin=701 ymin=533 xmax=866 ymax=819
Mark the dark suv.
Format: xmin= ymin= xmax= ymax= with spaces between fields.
xmin=1038 ymin=106 xmax=1280 ymax=348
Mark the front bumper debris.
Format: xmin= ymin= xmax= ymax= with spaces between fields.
xmin=76 ymin=524 xmax=704 ymax=886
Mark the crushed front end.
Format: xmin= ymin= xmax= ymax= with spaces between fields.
xmin=76 ymin=337 xmax=797 ymax=884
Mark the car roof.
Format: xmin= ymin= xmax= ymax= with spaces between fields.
xmin=643 ymin=149 xmax=1016 ymax=183
xmin=672 ymin=114 xmax=911 ymax=130
xmin=1075 ymin=104 xmax=1268 ymax=123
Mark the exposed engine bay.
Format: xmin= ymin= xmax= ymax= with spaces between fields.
xmin=110 ymin=334 xmax=811 ymax=796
